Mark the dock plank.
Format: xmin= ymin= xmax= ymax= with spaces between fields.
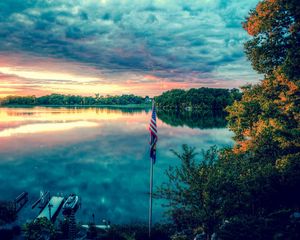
xmin=36 ymin=196 xmax=64 ymax=222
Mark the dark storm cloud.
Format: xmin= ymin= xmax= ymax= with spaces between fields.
xmin=0 ymin=0 xmax=260 ymax=83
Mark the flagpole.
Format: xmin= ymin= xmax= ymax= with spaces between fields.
xmin=149 ymin=157 xmax=153 ymax=239
xmin=148 ymin=100 xmax=157 ymax=239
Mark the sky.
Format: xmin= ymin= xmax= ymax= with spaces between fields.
xmin=0 ymin=0 xmax=261 ymax=97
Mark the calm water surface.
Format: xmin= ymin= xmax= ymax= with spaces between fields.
xmin=0 ymin=107 xmax=233 ymax=224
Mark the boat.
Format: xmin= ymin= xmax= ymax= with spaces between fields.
xmin=62 ymin=194 xmax=79 ymax=215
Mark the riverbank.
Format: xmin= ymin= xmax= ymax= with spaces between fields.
xmin=0 ymin=103 xmax=152 ymax=109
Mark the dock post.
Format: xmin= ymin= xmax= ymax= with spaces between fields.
xmin=69 ymin=210 xmax=76 ymax=240
xmin=48 ymin=203 xmax=53 ymax=220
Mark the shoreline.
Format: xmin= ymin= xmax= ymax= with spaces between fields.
xmin=0 ymin=104 xmax=152 ymax=109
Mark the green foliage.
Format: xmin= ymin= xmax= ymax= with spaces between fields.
xmin=0 ymin=89 xmax=241 ymax=112
xmin=159 ymin=3 xmax=300 ymax=234
xmin=227 ymin=69 xmax=299 ymax=155
xmin=0 ymin=94 xmax=147 ymax=106
xmin=154 ymin=88 xmax=242 ymax=112
xmin=0 ymin=201 xmax=17 ymax=225
xmin=243 ymin=0 xmax=300 ymax=80
xmin=103 ymin=223 xmax=173 ymax=240
xmin=158 ymin=144 xmax=300 ymax=239
xmin=170 ymin=233 xmax=189 ymax=240
xmin=157 ymin=145 xmax=220 ymax=237
xmin=0 ymin=95 xmax=37 ymax=105
xmin=207 ymin=2 xmax=300 ymax=235
xmin=227 ymin=1 xmax=300 ymax=179
xmin=24 ymin=217 xmax=57 ymax=240
xmin=217 ymin=216 xmax=266 ymax=240
xmin=218 ymin=210 xmax=300 ymax=240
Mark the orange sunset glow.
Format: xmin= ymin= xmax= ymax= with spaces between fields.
xmin=0 ymin=0 xmax=260 ymax=99
xmin=0 ymin=54 xmax=207 ymax=97
xmin=0 ymin=53 xmax=252 ymax=98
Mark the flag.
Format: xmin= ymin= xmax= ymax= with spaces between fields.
xmin=149 ymin=101 xmax=158 ymax=163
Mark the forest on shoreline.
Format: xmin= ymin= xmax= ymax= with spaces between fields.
xmin=155 ymin=88 xmax=242 ymax=113
xmin=0 ymin=88 xmax=242 ymax=115
xmin=0 ymin=94 xmax=148 ymax=106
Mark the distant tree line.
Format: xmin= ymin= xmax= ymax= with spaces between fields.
xmin=0 ymin=94 xmax=149 ymax=106
xmin=154 ymin=88 xmax=242 ymax=113
xmin=0 ymin=89 xmax=241 ymax=113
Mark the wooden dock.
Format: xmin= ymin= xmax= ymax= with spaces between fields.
xmin=36 ymin=196 xmax=64 ymax=222
xmin=31 ymin=191 xmax=50 ymax=209
xmin=14 ymin=192 xmax=28 ymax=212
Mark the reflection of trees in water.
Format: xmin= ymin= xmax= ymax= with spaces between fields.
xmin=157 ymin=110 xmax=227 ymax=129
xmin=95 ymin=106 xmax=151 ymax=114
xmin=4 ymin=106 xmax=150 ymax=117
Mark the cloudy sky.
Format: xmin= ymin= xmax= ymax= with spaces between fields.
xmin=0 ymin=0 xmax=261 ymax=97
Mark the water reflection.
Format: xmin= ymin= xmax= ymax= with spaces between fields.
xmin=0 ymin=107 xmax=149 ymax=139
xmin=0 ymin=107 xmax=233 ymax=224
xmin=0 ymin=107 xmax=145 ymax=123
xmin=157 ymin=110 xmax=227 ymax=129
xmin=0 ymin=121 xmax=99 ymax=137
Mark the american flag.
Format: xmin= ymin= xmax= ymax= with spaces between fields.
xmin=149 ymin=101 xmax=158 ymax=164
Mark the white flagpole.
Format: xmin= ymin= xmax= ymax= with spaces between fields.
xmin=149 ymin=157 xmax=153 ymax=239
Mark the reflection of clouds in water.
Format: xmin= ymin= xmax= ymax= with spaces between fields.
xmin=0 ymin=107 xmax=234 ymax=224
xmin=0 ymin=107 xmax=146 ymax=123
xmin=0 ymin=121 xmax=99 ymax=137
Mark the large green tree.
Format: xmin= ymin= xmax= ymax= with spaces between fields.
xmin=225 ymin=0 xmax=300 ymax=237
xmin=228 ymin=0 xmax=300 ymax=162
xmin=24 ymin=217 xmax=57 ymax=240
xmin=157 ymin=145 xmax=222 ymax=239
xmin=243 ymin=0 xmax=300 ymax=80
xmin=159 ymin=1 xmax=300 ymax=239
xmin=227 ymin=0 xmax=300 ymax=217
